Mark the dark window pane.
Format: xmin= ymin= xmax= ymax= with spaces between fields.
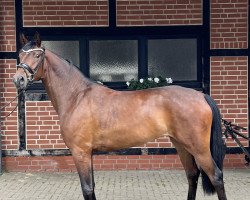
xmin=42 ymin=41 xmax=80 ymax=67
xmin=148 ymin=39 xmax=197 ymax=81
xmin=89 ymin=40 xmax=138 ymax=82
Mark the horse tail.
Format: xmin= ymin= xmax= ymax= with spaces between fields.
xmin=202 ymin=94 xmax=226 ymax=195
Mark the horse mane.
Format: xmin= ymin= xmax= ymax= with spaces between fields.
xmin=46 ymin=48 xmax=96 ymax=86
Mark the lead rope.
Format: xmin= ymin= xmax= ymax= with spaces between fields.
xmin=0 ymin=90 xmax=25 ymax=120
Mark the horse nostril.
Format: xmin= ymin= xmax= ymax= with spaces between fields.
xmin=19 ymin=76 xmax=24 ymax=82
xmin=17 ymin=76 xmax=25 ymax=86
xmin=18 ymin=76 xmax=25 ymax=84
xmin=13 ymin=75 xmax=26 ymax=89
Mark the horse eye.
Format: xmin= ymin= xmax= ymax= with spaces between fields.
xmin=35 ymin=54 xmax=39 ymax=58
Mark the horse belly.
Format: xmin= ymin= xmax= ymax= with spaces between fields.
xmin=93 ymin=115 xmax=169 ymax=151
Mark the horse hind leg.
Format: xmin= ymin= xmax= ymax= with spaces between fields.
xmin=171 ymin=138 xmax=200 ymax=200
xmin=195 ymin=153 xmax=227 ymax=200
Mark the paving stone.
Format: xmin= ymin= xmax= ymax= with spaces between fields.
xmin=0 ymin=169 xmax=249 ymax=200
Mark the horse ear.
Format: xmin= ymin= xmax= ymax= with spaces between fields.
xmin=33 ymin=32 xmax=41 ymax=47
xmin=20 ymin=33 xmax=28 ymax=47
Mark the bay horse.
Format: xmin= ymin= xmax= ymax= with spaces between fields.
xmin=13 ymin=33 xmax=227 ymax=200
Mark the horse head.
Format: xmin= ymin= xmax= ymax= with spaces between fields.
xmin=13 ymin=32 xmax=45 ymax=90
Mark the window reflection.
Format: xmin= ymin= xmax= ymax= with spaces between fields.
xmin=42 ymin=41 xmax=80 ymax=67
xmin=148 ymin=39 xmax=197 ymax=81
xmin=89 ymin=40 xmax=138 ymax=82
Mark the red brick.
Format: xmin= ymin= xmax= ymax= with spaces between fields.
xmin=2 ymin=153 xmax=249 ymax=172
xmin=116 ymin=0 xmax=202 ymax=26
xmin=0 ymin=1 xmax=16 ymax=51
xmin=211 ymin=56 xmax=248 ymax=148
xmin=0 ymin=60 xmax=18 ymax=150
xmin=23 ymin=0 xmax=109 ymax=27
xmin=210 ymin=0 xmax=248 ymax=49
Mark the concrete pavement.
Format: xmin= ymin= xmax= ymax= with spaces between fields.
xmin=0 ymin=169 xmax=249 ymax=200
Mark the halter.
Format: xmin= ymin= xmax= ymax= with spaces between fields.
xmin=16 ymin=48 xmax=45 ymax=84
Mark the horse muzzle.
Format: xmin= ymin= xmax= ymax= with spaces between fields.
xmin=13 ymin=74 xmax=28 ymax=90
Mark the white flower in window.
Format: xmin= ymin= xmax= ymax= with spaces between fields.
xmin=148 ymin=77 xmax=153 ymax=81
xmin=154 ymin=77 xmax=160 ymax=83
xmin=166 ymin=78 xmax=173 ymax=84
xmin=139 ymin=79 xmax=144 ymax=83
xmin=126 ymin=82 xmax=130 ymax=86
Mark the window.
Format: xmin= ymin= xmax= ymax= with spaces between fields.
xmin=89 ymin=40 xmax=138 ymax=82
xmin=148 ymin=39 xmax=197 ymax=81
xmin=29 ymin=36 xmax=201 ymax=92
xmin=42 ymin=41 xmax=80 ymax=67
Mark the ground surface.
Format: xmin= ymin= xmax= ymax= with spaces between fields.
xmin=0 ymin=169 xmax=249 ymax=200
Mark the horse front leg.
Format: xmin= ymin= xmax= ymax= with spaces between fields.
xmin=72 ymin=148 xmax=96 ymax=200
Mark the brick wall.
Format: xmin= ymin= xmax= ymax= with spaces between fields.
xmin=210 ymin=0 xmax=248 ymax=49
xmin=0 ymin=59 xmax=18 ymax=150
xmin=2 ymin=155 xmax=182 ymax=172
xmin=0 ymin=0 xmax=16 ymax=52
xmin=144 ymin=135 xmax=173 ymax=148
xmin=210 ymin=0 xmax=248 ymax=150
xmin=117 ymin=0 xmax=202 ymax=26
xmin=22 ymin=0 xmax=109 ymax=27
xmin=3 ymin=154 xmax=247 ymax=172
xmin=25 ymin=101 xmax=66 ymax=149
xmin=210 ymin=56 xmax=248 ymax=147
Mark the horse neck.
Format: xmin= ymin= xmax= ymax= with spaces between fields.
xmin=42 ymin=50 xmax=92 ymax=117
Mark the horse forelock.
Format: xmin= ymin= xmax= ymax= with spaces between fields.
xmin=22 ymin=41 xmax=36 ymax=51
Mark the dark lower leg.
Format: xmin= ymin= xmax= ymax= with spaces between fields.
xmin=196 ymin=155 xmax=227 ymax=200
xmin=72 ymin=149 xmax=96 ymax=200
xmin=170 ymin=138 xmax=200 ymax=200
xmin=78 ymin=173 xmax=96 ymax=200
xmin=187 ymin=170 xmax=200 ymax=200
xmin=213 ymin=169 xmax=227 ymax=200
